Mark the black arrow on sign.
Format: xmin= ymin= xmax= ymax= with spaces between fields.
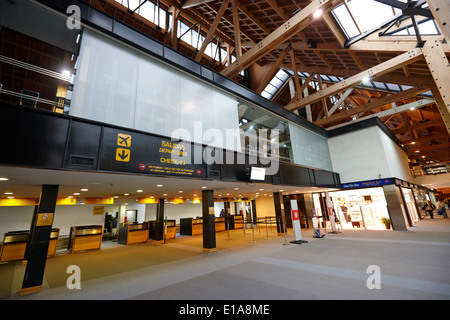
xmin=118 ymin=150 xmax=129 ymax=160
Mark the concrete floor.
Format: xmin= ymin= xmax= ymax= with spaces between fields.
xmin=2 ymin=217 xmax=450 ymax=300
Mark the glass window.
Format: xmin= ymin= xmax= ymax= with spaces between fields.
xmin=347 ymin=0 xmax=398 ymax=32
xmin=332 ymin=4 xmax=360 ymax=39
xmin=238 ymin=101 xmax=292 ymax=163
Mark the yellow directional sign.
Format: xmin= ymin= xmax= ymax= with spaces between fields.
xmin=117 ymin=133 xmax=131 ymax=147
xmin=116 ymin=148 xmax=130 ymax=162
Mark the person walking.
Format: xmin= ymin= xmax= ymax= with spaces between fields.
xmin=437 ymin=199 xmax=448 ymax=218
xmin=423 ymin=200 xmax=436 ymax=219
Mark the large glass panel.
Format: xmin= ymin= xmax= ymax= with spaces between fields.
xmin=289 ymin=123 xmax=333 ymax=171
xmin=238 ymin=101 xmax=292 ymax=162
xmin=71 ymin=30 xmax=138 ymax=128
xmin=72 ymin=29 xmax=241 ymax=150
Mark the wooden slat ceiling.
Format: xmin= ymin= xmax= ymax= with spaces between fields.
xmin=81 ymin=0 xmax=450 ymax=171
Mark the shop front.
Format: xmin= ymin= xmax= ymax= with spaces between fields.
xmin=330 ymin=178 xmax=432 ymax=231
xmin=329 ymin=187 xmax=391 ymax=230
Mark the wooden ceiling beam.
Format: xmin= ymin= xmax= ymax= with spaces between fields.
xmin=391 ymin=119 xmax=444 ymax=134
xmin=220 ymin=0 xmax=344 ymax=77
xmin=285 ymin=48 xmax=424 ymax=111
xmin=315 ymin=86 xmax=430 ymax=126
xmin=182 ymin=0 xmax=215 ymax=9
xmin=195 ymin=0 xmax=231 ymax=62
xmin=426 ymin=0 xmax=450 ymax=43
xmin=403 ymin=133 xmax=449 ymax=145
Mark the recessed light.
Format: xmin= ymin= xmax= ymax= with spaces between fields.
xmin=0 ymin=177 xmax=9 ymax=181
xmin=137 ymin=189 xmax=143 ymax=193
xmin=7 ymin=196 xmax=14 ymax=199
xmin=114 ymin=195 xmax=119 ymax=198
xmin=163 ymin=193 xmax=167 ymax=196
xmin=178 ymin=190 xmax=183 ymax=193
xmin=81 ymin=188 xmax=88 ymax=191
xmin=73 ymin=192 xmax=80 ymax=195
xmin=201 ymin=186 xmax=207 ymax=189
xmin=156 ymin=184 xmax=164 ymax=187
xmin=4 ymin=192 xmax=13 ymax=195
xmin=124 ymin=193 xmax=129 ymax=196
xmin=233 ymin=187 xmax=239 ymax=190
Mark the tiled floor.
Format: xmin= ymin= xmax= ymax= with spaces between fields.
xmin=2 ymin=217 xmax=450 ymax=300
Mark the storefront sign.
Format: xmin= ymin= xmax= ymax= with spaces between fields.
xmin=341 ymin=178 xmax=392 ymax=189
xmin=99 ymin=128 xmax=206 ymax=178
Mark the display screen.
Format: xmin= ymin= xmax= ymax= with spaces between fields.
xmin=250 ymin=167 xmax=266 ymax=180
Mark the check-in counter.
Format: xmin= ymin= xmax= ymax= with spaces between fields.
xmin=149 ymin=220 xmax=177 ymax=240
xmin=0 ymin=229 xmax=59 ymax=262
xmin=164 ymin=220 xmax=176 ymax=239
xmin=118 ymin=222 xmax=149 ymax=245
xmin=232 ymin=215 xmax=244 ymax=229
xmin=215 ymin=217 xmax=226 ymax=232
xmin=68 ymin=225 xmax=103 ymax=253
xmin=180 ymin=217 xmax=227 ymax=235
xmin=180 ymin=217 xmax=203 ymax=236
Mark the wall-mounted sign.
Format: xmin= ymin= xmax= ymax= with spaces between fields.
xmin=93 ymin=206 xmax=104 ymax=215
xmin=341 ymin=178 xmax=392 ymax=189
xmin=36 ymin=213 xmax=54 ymax=226
xmin=99 ymin=128 xmax=206 ymax=178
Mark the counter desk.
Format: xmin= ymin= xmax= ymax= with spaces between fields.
xmin=118 ymin=222 xmax=149 ymax=245
xmin=231 ymin=215 xmax=244 ymax=229
xmin=180 ymin=217 xmax=227 ymax=236
xmin=149 ymin=220 xmax=177 ymax=240
xmin=68 ymin=225 xmax=103 ymax=253
xmin=0 ymin=229 xmax=59 ymax=262
xmin=164 ymin=220 xmax=177 ymax=239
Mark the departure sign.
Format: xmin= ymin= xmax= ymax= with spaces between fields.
xmin=99 ymin=128 xmax=206 ymax=178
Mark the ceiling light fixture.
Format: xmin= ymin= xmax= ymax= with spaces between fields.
xmin=313 ymin=9 xmax=322 ymax=18
xmin=0 ymin=177 xmax=9 ymax=181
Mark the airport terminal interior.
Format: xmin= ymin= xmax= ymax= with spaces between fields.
xmin=0 ymin=0 xmax=449 ymax=301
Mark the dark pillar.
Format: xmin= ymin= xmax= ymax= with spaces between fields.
xmin=273 ymin=192 xmax=286 ymax=235
xmin=154 ymin=198 xmax=165 ymax=242
xmin=251 ymin=199 xmax=257 ymax=224
xmin=21 ymin=184 xmax=59 ymax=296
xmin=202 ymin=190 xmax=216 ymax=252
xmin=224 ymin=201 xmax=231 ymax=230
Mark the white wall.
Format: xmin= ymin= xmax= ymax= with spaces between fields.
xmin=413 ymin=172 xmax=450 ymax=190
xmin=255 ymin=197 xmax=276 ymax=218
xmin=0 ymin=204 xmax=117 ymax=239
xmin=328 ymin=125 xmax=413 ymax=183
xmin=144 ymin=202 xmax=202 ymax=224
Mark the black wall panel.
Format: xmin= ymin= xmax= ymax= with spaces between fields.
xmin=0 ymin=104 xmax=69 ymax=168
xmin=63 ymin=120 xmax=102 ymax=170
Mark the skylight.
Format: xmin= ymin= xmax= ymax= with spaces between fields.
xmin=261 ymin=70 xmax=289 ymax=100
xmin=332 ymin=0 xmax=439 ymax=40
